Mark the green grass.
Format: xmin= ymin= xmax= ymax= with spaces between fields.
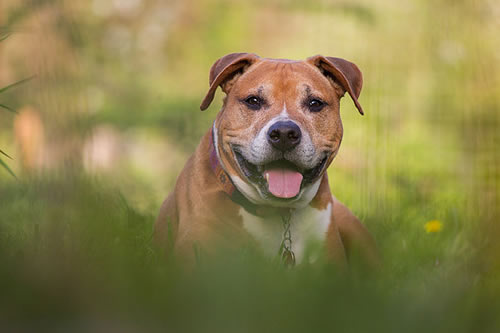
xmin=0 ymin=172 xmax=498 ymax=332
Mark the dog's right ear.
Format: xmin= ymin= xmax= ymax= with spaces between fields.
xmin=200 ymin=53 xmax=259 ymax=111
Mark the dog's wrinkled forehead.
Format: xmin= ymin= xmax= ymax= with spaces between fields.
xmin=232 ymin=60 xmax=335 ymax=104
xmin=200 ymin=53 xmax=363 ymax=115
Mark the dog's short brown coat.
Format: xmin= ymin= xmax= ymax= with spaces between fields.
xmin=154 ymin=53 xmax=378 ymax=267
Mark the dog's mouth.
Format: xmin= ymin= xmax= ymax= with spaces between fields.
xmin=233 ymin=150 xmax=328 ymax=200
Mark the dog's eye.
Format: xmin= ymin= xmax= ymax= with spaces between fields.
xmin=243 ymin=96 xmax=262 ymax=110
xmin=308 ymin=99 xmax=325 ymax=112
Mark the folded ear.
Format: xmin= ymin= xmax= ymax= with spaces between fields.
xmin=200 ymin=53 xmax=260 ymax=111
xmin=307 ymin=55 xmax=364 ymax=115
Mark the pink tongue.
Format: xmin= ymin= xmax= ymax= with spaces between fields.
xmin=264 ymin=168 xmax=303 ymax=198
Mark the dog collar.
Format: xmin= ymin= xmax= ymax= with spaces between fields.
xmin=208 ymin=126 xmax=259 ymax=215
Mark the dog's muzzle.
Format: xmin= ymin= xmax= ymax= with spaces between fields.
xmin=233 ymin=121 xmax=329 ymax=200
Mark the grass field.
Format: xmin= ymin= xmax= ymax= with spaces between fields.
xmin=0 ymin=174 xmax=498 ymax=331
xmin=1 ymin=0 xmax=499 ymax=331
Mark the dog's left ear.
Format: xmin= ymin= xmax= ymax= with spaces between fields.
xmin=307 ymin=55 xmax=364 ymax=115
xmin=200 ymin=53 xmax=260 ymax=111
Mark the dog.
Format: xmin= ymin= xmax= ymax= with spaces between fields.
xmin=154 ymin=53 xmax=379 ymax=267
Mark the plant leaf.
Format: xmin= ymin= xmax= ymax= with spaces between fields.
xmin=0 ymin=157 xmax=16 ymax=178
xmin=0 ymin=75 xmax=36 ymax=94
xmin=0 ymin=103 xmax=17 ymax=113
xmin=0 ymin=149 xmax=13 ymax=159
xmin=0 ymin=31 xmax=11 ymax=42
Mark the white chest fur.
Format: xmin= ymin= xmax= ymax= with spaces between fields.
xmin=240 ymin=203 xmax=332 ymax=264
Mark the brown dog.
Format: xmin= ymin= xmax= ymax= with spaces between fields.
xmin=154 ymin=53 xmax=378 ymax=267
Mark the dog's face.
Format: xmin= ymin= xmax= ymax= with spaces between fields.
xmin=201 ymin=53 xmax=363 ymax=208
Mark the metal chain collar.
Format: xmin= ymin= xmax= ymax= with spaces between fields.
xmin=279 ymin=210 xmax=296 ymax=267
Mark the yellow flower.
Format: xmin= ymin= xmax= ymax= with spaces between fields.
xmin=424 ymin=220 xmax=443 ymax=233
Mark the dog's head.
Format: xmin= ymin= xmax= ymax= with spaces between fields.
xmin=201 ymin=53 xmax=363 ymax=208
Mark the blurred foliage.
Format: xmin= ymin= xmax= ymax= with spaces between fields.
xmin=0 ymin=176 xmax=499 ymax=331
xmin=0 ymin=32 xmax=29 ymax=178
xmin=0 ymin=0 xmax=499 ymax=330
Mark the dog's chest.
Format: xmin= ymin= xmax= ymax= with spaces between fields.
xmin=239 ymin=203 xmax=332 ymax=264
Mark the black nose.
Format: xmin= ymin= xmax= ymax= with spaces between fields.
xmin=267 ymin=121 xmax=302 ymax=152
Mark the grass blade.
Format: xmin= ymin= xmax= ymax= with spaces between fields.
xmin=0 ymin=103 xmax=17 ymax=113
xmin=0 ymin=157 xmax=16 ymax=178
xmin=0 ymin=149 xmax=13 ymax=159
xmin=0 ymin=75 xmax=36 ymax=94
xmin=0 ymin=31 xmax=11 ymax=42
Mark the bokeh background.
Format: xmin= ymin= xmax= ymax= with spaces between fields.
xmin=1 ymin=0 xmax=499 ymax=331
